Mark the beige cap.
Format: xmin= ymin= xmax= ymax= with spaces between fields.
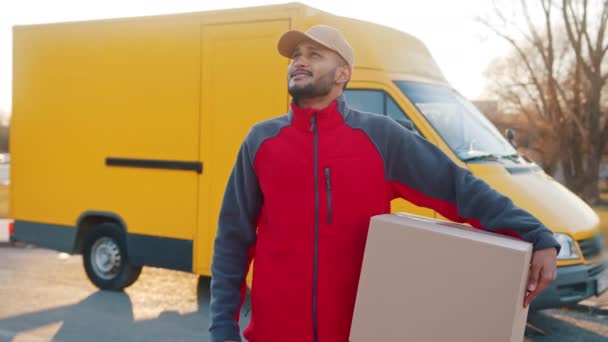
xmin=277 ymin=25 xmax=354 ymax=65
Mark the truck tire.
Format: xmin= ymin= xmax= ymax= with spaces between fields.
xmin=82 ymin=223 xmax=142 ymax=290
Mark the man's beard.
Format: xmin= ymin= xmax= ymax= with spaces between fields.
xmin=288 ymin=67 xmax=337 ymax=102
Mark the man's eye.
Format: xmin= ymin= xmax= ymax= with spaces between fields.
xmin=311 ymin=52 xmax=320 ymax=57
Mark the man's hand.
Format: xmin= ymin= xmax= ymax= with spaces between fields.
xmin=524 ymin=247 xmax=558 ymax=308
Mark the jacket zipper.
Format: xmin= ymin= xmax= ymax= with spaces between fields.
xmin=325 ymin=167 xmax=332 ymax=225
xmin=311 ymin=113 xmax=319 ymax=342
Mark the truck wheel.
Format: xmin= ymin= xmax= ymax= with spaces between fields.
xmin=82 ymin=223 xmax=142 ymax=290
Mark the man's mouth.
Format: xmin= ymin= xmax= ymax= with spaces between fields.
xmin=290 ymin=70 xmax=312 ymax=79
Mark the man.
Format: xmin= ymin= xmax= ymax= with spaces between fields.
xmin=209 ymin=25 xmax=560 ymax=342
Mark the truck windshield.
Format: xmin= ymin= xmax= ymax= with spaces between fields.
xmin=394 ymin=81 xmax=517 ymax=161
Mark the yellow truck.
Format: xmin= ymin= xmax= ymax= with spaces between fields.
xmin=10 ymin=3 xmax=607 ymax=309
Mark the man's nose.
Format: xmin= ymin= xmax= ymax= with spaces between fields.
xmin=291 ymin=57 xmax=308 ymax=68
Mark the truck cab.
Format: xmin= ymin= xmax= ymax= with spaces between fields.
xmin=332 ymin=17 xmax=607 ymax=308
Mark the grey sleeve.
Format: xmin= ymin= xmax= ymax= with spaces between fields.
xmin=386 ymin=119 xmax=561 ymax=253
xmin=209 ymin=130 xmax=263 ymax=342
xmin=353 ymin=114 xmax=561 ymax=253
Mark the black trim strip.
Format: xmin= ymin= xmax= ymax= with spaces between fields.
xmin=106 ymin=157 xmax=203 ymax=173
xmin=13 ymin=221 xmax=77 ymax=253
xmin=12 ymin=219 xmax=193 ymax=273
xmin=127 ymin=233 xmax=193 ymax=272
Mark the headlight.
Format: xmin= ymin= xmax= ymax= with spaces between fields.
xmin=554 ymin=233 xmax=580 ymax=260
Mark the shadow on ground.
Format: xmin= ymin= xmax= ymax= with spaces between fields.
xmin=0 ymin=277 xmax=251 ymax=342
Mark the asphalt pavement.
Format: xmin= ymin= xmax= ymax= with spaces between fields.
xmin=0 ymin=246 xmax=251 ymax=341
xmin=0 ymin=246 xmax=606 ymax=342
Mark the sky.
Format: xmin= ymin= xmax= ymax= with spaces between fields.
xmin=0 ymin=0 xmax=516 ymax=117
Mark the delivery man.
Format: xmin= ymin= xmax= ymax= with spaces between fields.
xmin=209 ymin=25 xmax=560 ymax=342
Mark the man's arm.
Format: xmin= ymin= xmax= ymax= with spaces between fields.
xmin=380 ymin=118 xmax=560 ymax=307
xmin=380 ymin=119 xmax=560 ymax=252
xmin=209 ymin=130 xmax=263 ymax=342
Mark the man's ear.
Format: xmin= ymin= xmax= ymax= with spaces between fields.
xmin=335 ymin=64 xmax=352 ymax=86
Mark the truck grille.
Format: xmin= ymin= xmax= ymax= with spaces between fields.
xmin=577 ymin=234 xmax=603 ymax=260
xmin=588 ymin=263 xmax=605 ymax=278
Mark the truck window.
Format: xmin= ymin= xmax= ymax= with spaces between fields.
xmin=344 ymin=89 xmax=384 ymax=114
xmin=344 ymin=89 xmax=422 ymax=137
xmin=394 ymin=81 xmax=516 ymax=161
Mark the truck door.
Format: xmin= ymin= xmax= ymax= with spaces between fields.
xmin=194 ymin=20 xmax=290 ymax=275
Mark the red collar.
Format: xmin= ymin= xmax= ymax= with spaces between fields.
xmin=290 ymin=100 xmax=344 ymax=132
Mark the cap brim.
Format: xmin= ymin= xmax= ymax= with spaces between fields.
xmin=277 ymin=30 xmax=333 ymax=59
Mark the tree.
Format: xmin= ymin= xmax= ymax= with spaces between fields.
xmin=480 ymin=0 xmax=608 ymax=204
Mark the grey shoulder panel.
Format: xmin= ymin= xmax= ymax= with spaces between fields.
xmin=343 ymin=108 xmax=421 ymax=180
xmin=246 ymin=114 xmax=291 ymax=160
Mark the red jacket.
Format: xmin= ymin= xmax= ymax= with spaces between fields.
xmin=209 ymin=95 xmax=560 ymax=342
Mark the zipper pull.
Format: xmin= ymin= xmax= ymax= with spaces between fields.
xmin=310 ymin=113 xmax=317 ymax=132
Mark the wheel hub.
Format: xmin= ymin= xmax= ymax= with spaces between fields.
xmin=90 ymin=237 xmax=122 ymax=280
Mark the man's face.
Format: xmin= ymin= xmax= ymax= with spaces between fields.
xmin=287 ymin=41 xmax=347 ymax=100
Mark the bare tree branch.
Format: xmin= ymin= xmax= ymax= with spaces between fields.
xmin=479 ymin=17 xmax=551 ymax=116
xmin=483 ymin=0 xmax=608 ymax=201
xmin=595 ymin=1 xmax=608 ymax=71
xmin=601 ymin=117 xmax=608 ymax=147
xmin=552 ymin=77 xmax=587 ymax=137
xmin=563 ymin=0 xmax=595 ymax=78
xmin=596 ymin=0 xmax=608 ymax=60
xmin=523 ymin=0 xmax=549 ymax=66
xmin=519 ymin=84 xmax=546 ymax=124
xmin=581 ymin=0 xmax=596 ymax=63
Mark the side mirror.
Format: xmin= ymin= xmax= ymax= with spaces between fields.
xmin=505 ymin=128 xmax=516 ymax=148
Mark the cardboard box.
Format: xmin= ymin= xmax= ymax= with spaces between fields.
xmin=350 ymin=213 xmax=532 ymax=342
